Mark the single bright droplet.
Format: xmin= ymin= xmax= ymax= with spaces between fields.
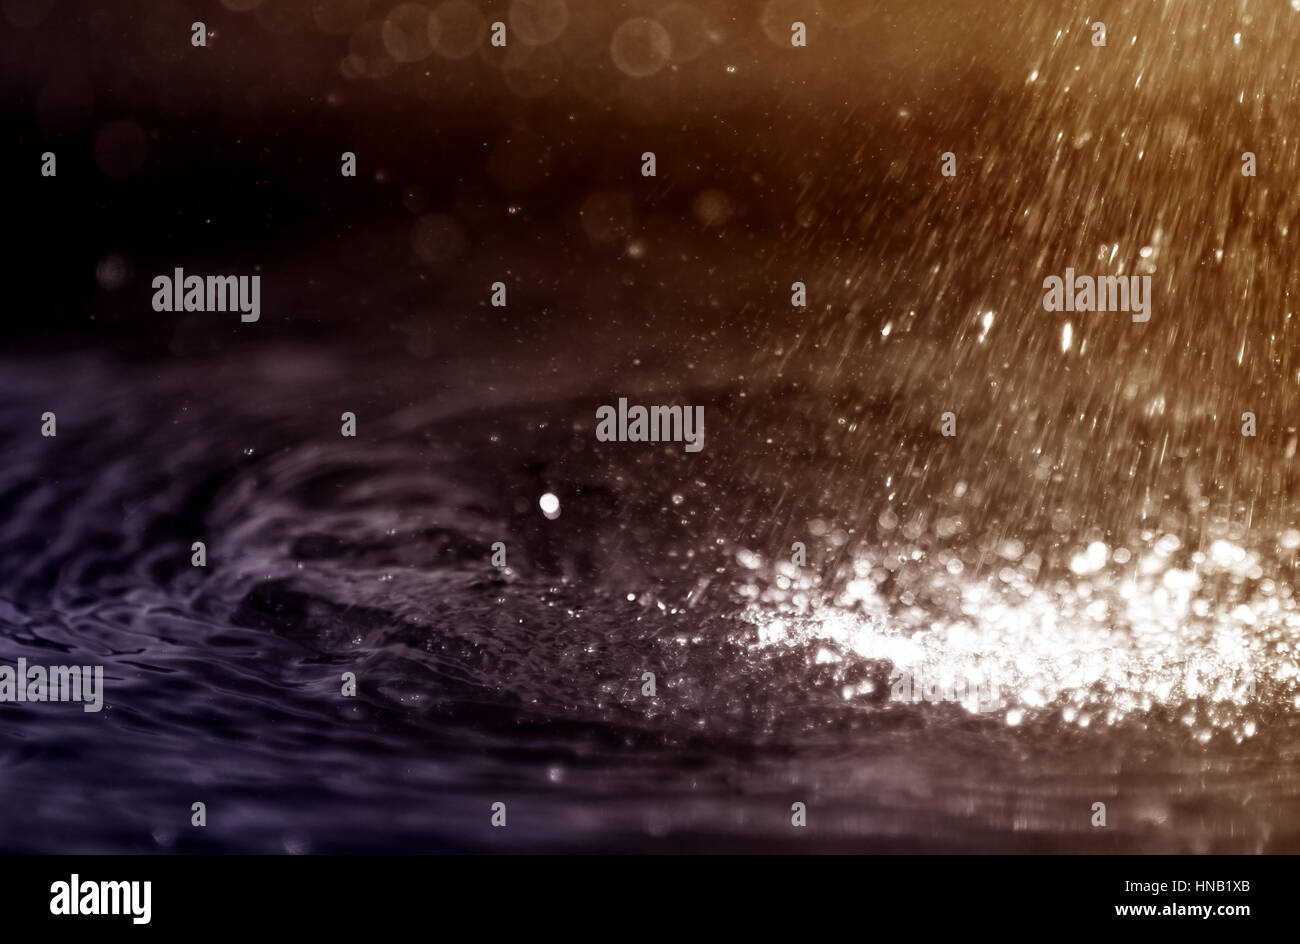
xmin=539 ymin=492 xmax=560 ymax=518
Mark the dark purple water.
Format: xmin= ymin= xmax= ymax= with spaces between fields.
xmin=4 ymin=322 xmax=1299 ymax=853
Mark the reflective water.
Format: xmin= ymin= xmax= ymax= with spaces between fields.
xmin=4 ymin=328 xmax=1298 ymax=853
